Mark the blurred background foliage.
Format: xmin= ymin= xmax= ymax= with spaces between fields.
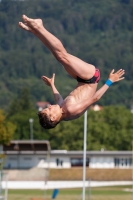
xmin=0 ymin=0 xmax=133 ymax=149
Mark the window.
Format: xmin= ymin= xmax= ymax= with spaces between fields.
xmin=129 ymin=158 xmax=132 ymax=166
xmin=9 ymin=157 xmax=17 ymax=160
xmin=24 ymin=157 xmax=32 ymax=160
xmin=71 ymin=158 xmax=89 ymax=167
xmin=114 ymin=158 xmax=132 ymax=167
xmin=56 ymin=158 xmax=63 ymax=166
xmin=114 ymin=158 xmax=119 ymax=166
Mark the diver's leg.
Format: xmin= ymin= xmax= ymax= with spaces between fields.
xmin=19 ymin=15 xmax=95 ymax=80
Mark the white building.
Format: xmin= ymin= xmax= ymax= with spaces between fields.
xmin=1 ymin=140 xmax=132 ymax=169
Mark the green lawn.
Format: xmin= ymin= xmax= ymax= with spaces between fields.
xmin=5 ymin=185 xmax=133 ymax=200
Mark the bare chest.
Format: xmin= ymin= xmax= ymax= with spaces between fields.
xmin=64 ymin=83 xmax=97 ymax=105
xmin=61 ymin=83 xmax=97 ymax=121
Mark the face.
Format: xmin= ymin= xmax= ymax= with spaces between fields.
xmin=41 ymin=104 xmax=61 ymax=122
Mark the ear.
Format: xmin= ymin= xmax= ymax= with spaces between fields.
xmin=50 ymin=115 xmax=56 ymax=122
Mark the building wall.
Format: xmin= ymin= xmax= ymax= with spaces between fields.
xmin=4 ymin=155 xmax=47 ymax=169
xmin=3 ymin=154 xmax=71 ymax=169
xmin=49 ymin=156 xmax=70 ymax=168
xmin=90 ymin=157 xmax=114 ymax=168
xmin=3 ymin=153 xmax=132 ymax=169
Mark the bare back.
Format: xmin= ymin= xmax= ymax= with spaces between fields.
xmin=61 ymin=82 xmax=98 ymax=120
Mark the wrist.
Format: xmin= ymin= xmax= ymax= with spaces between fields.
xmin=105 ymin=79 xmax=113 ymax=87
xmin=51 ymin=84 xmax=55 ymax=88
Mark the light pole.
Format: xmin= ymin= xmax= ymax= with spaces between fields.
xmin=82 ymin=110 xmax=87 ymax=200
xmin=29 ymin=118 xmax=34 ymax=141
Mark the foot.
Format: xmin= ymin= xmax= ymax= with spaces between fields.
xmin=18 ymin=15 xmax=43 ymax=34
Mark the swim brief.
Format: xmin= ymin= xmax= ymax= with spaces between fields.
xmin=77 ymin=68 xmax=100 ymax=84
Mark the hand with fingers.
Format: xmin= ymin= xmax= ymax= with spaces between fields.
xmin=108 ymin=69 xmax=125 ymax=83
xmin=41 ymin=73 xmax=55 ymax=87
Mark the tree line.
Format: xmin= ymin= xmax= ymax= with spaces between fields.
xmin=0 ymin=0 xmax=133 ymax=150
xmin=0 ymin=0 xmax=133 ymax=110
xmin=1 ymin=88 xmax=133 ymax=150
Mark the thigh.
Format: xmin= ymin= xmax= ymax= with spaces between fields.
xmin=61 ymin=53 xmax=96 ymax=80
xmin=62 ymin=65 xmax=77 ymax=79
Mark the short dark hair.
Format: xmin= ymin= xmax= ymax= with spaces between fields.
xmin=37 ymin=111 xmax=59 ymax=129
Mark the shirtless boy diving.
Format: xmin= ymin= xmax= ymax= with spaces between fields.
xmin=18 ymin=15 xmax=125 ymax=129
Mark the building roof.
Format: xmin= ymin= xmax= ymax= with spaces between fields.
xmin=51 ymin=150 xmax=133 ymax=157
xmin=3 ymin=140 xmax=51 ymax=154
xmin=2 ymin=141 xmax=132 ymax=157
xmin=36 ymin=102 xmax=50 ymax=108
xmin=90 ymin=104 xmax=103 ymax=111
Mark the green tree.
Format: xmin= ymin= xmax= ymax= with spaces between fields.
xmin=0 ymin=0 xmax=133 ymax=109
xmin=8 ymin=88 xmax=33 ymax=116
xmin=87 ymin=106 xmax=133 ymax=150
xmin=8 ymin=88 xmax=49 ymax=140
xmin=46 ymin=106 xmax=133 ymax=151
xmin=0 ymin=110 xmax=15 ymax=145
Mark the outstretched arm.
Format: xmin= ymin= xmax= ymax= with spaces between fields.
xmin=91 ymin=69 xmax=125 ymax=102
xmin=42 ymin=73 xmax=64 ymax=106
xmin=68 ymin=69 xmax=125 ymax=115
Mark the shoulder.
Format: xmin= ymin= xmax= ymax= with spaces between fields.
xmin=67 ymin=105 xmax=76 ymax=114
xmin=67 ymin=104 xmax=83 ymax=116
xmin=63 ymin=106 xmax=82 ymax=121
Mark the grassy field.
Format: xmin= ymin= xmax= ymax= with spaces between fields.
xmin=48 ymin=168 xmax=132 ymax=181
xmin=5 ymin=168 xmax=132 ymax=181
xmin=5 ymin=185 xmax=133 ymax=200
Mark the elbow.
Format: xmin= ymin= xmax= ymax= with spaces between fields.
xmin=93 ymin=96 xmax=100 ymax=103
